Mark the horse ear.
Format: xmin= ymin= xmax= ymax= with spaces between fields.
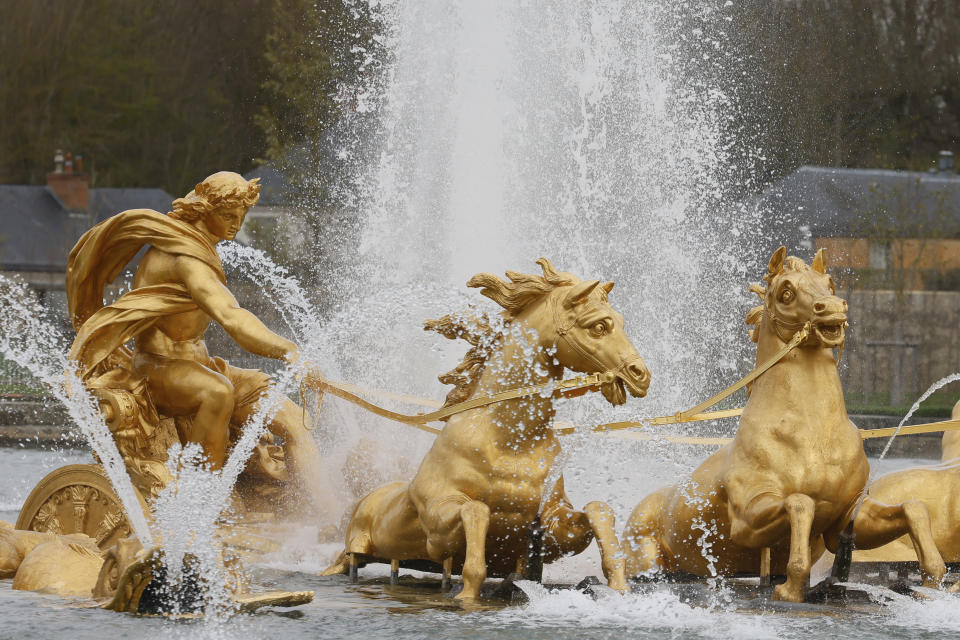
xmin=564 ymin=280 xmax=599 ymax=308
xmin=812 ymin=248 xmax=827 ymax=274
xmin=768 ymin=246 xmax=786 ymax=276
xmin=601 ymin=281 xmax=614 ymax=295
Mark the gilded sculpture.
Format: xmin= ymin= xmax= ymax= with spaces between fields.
xmin=3 ymin=168 xmax=958 ymax=612
xmin=621 ymin=247 xmax=947 ymax=601
xmin=4 ymin=171 xmax=329 ymax=610
xmin=63 ymin=171 xmax=335 ymax=516
xmin=850 ymin=405 xmax=960 ymax=583
xmin=322 ymin=259 xmax=651 ymax=599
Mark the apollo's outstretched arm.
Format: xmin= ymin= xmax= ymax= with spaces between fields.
xmin=176 ymin=256 xmax=297 ymax=360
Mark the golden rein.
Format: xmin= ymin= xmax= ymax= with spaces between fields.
xmin=302 ymin=371 xmax=618 ymax=435
xmin=302 ymin=320 xmax=960 ymax=444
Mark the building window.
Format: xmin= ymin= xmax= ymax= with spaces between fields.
xmin=868 ymin=242 xmax=889 ymax=269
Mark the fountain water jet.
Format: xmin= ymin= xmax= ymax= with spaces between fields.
xmin=0 ymin=276 xmax=153 ymax=547
xmin=303 ymin=1 xmax=767 ymax=548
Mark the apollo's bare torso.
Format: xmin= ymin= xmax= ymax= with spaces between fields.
xmin=133 ymin=247 xmax=213 ymax=361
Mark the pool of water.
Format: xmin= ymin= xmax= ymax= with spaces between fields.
xmin=1 ymin=447 xmax=958 ymax=639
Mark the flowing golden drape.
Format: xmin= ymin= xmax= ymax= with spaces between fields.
xmin=66 ymin=209 xmax=222 ymax=376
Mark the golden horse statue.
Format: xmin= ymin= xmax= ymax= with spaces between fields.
xmin=322 ymin=259 xmax=650 ymax=599
xmin=622 ymin=247 xmax=946 ymax=601
xmin=850 ymin=404 xmax=960 ymax=586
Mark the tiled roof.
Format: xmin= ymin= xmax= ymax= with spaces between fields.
xmin=0 ymin=185 xmax=172 ymax=271
xmin=757 ymin=166 xmax=960 ymax=240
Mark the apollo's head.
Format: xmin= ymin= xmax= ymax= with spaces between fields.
xmin=169 ymin=171 xmax=261 ymax=224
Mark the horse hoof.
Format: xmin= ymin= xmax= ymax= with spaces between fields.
xmin=607 ymin=578 xmax=629 ymax=594
xmin=772 ymin=583 xmax=803 ymax=603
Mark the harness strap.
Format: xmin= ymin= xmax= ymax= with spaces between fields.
xmin=588 ymin=419 xmax=960 ymax=445
xmin=552 ymin=295 xmax=609 ymax=373
xmin=766 ymin=309 xmax=808 ymax=344
xmin=303 ymin=371 xmax=616 ymax=434
xmin=672 ymin=321 xmax=812 ymax=422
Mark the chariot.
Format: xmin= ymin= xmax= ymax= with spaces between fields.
xmin=16 ymin=381 xmax=296 ymax=553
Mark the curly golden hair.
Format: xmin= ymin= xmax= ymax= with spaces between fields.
xmin=169 ymin=171 xmax=261 ymax=223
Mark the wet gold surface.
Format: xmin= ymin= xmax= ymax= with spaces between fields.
xmin=325 ymin=259 xmax=651 ymax=599
xmin=622 ymin=248 xmax=947 ymax=601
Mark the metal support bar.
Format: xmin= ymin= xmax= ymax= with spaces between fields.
xmin=524 ymin=515 xmax=544 ymax=583
xmin=348 ymin=552 xmax=359 ymax=584
xmin=830 ymin=523 xmax=855 ymax=583
xmin=441 ymin=557 xmax=453 ymax=591
xmin=759 ymin=547 xmax=771 ymax=586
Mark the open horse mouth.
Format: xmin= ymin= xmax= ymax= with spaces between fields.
xmin=814 ymin=315 xmax=847 ymax=348
xmin=602 ymin=363 xmax=649 ymax=405
xmin=601 ymin=377 xmax=629 ymax=405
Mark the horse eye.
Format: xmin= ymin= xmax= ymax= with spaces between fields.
xmin=591 ymin=322 xmax=607 ymax=336
xmin=780 ymin=289 xmax=794 ymax=303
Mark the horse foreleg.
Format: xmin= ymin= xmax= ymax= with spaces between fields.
xmin=422 ymin=495 xmax=490 ymax=600
xmin=772 ymin=494 xmax=815 ymax=602
xmin=583 ymin=501 xmax=627 ymax=591
xmin=541 ymin=477 xmax=626 ymax=592
xmin=622 ymin=489 xmax=669 ymax=577
xmin=455 ymin=501 xmax=490 ymax=600
xmin=852 ymin=497 xmax=946 ymax=587
xmin=541 ymin=476 xmax=593 ymax=557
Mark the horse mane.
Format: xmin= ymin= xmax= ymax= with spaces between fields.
xmin=425 ymin=258 xmax=578 ymax=407
xmin=424 ymin=312 xmax=502 ymax=407
xmin=745 ymin=255 xmax=811 ymax=342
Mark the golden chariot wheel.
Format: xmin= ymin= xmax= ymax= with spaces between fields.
xmin=15 ymin=464 xmax=148 ymax=550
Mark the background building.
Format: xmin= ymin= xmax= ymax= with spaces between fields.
xmin=756 ymin=153 xmax=960 ymax=410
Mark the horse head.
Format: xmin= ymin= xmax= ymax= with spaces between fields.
xmin=467 ymin=258 xmax=649 ymax=406
xmin=747 ymin=246 xmax=848 ymax=349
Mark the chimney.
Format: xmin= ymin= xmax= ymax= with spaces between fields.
xmin=939 ymin=150 xmax=955 ymax=174
xmin=46 ymin=149 xmax=88 ymax=211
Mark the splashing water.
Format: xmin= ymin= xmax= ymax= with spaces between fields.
xmin=218 ymin=243 xmax=325 ymax=354
xmin=503 ymin=580 xmax=783 ymax=639
xmin=309 ymin=0 xmax=769 ymax=540
xmin=875 ymin=373 xmax=960 ymax=465
xmin=0 ymin=276 xmax=154 ymax=546
xmin=150 ymin=362 xmax=299 ymax=619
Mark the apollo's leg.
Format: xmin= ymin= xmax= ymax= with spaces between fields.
xmin=772 ymin=494 xmax=815 ymax=602
xmin=852 ymin=497 xmax=946 ymax=587
xmin=238 ymin=397 xmax=341 ymax=520
xmin=420 ymin=494 xmax=490 ymax=600
xmin=134 ymin=355 xmax=234 ymax=468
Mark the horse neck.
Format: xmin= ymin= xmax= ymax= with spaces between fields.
xmin=752 ymin=317 xmax=845 ymax=409
xmin=472 ymin=322 xmax=559 ymax=440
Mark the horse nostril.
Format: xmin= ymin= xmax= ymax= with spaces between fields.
xmin=628 ymin=363 xmax=648 ymax=384
xmin=813 ymin=302 xmax=826 ymax=314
